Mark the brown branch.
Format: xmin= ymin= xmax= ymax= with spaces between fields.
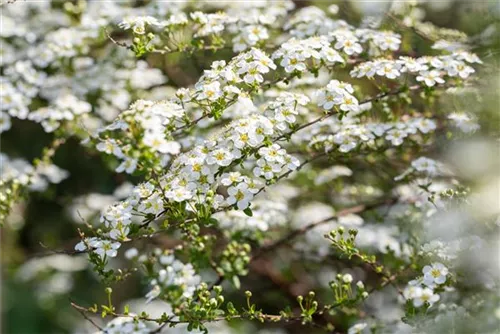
xmin=30 ymin=242 xmax=86 ymax=258
xmin=69 ymin=299 xmax=321 ymax=328
xmin=105 ymin=29 xmax=133 ymax=50
xmin=70 ymin=300 xmax=103 ymax=330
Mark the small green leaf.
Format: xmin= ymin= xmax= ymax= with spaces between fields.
xmin=232 ymin=275 xmax=241 ymax=289
xmin=243 ymin=207 xmax=253 ymax=217
xmin=226 ymin=302 xmax=237 ymax=315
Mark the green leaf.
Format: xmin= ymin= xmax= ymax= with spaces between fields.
xmin=232 ymin=275 xmax=241 ymax=289
xmin=243 ymin=207 xmax=253 ymax=217
xmin=205 ymin=217 xmax=219 ymax=226
xmin=226 ymin=302 xmax=237 ymax=315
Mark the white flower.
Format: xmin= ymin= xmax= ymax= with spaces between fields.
xmin=412 ymin=118 xmax=436 ymax=134
xmin=332 ymin=131 xmax=358 ymax=153
xmin=226 ymin=182 xmax=254 ymax=210
xmin=320 ymin=47 xmax=344 ymax=63
xmin=124 ymin=248 xmax=139 ymax=259
xmin=145 ymin=285 xmax=161 ymax=304
xmin=198 ymin=81 xmax=222 ymax=101
xmin=413 ymin=287 xmax=440 ymax=307
xmin=115 ymin=157 xmax=138 ymax=174
xmin=242 ymin=25 xmax=269 ymax=43
xmin=398 ymin=56 xmax=427 ymax=73
xmin=317 ymin=90 xmax=336 ymax=110
xmin=423 ymin=262 xmax=448 ymax=286
xmin=232 ymin=131 xmax=251 ymax=149
xmin=281 ymin=53 xmax=307 ymax=73
xmin=133 ymin=182 xmax=155 ymax=199
xmin=334 ymin=35 xmax=363 ymax=55
xmin=96 ymin=139 xmax=124 ymax=158
xmin=241 ymin=64 xmax=265 ymax=84
xmin=207 ymin=148 xmax=233 ymax=166
xmin=454 ymin=62 xmax=475 ymax=79
xmin=403 ymin=282 xmax=421 ymax=300
xmin=138 ymin=192 xmax=163 ymax=215
xmin=149 ymin=253 xmax=201 ymax=301
xmin=385 ymin=128 xmax=407 ymax=146
xmin=253 ymin=158 xmax=281 ymax=180
xmin=373 ymin=31 xmax=401 ymax=51
xmin=220 ymin=172 xmax=243 ymax=186
xmin=416 ymin=70 xmax=445 ymax=87
xmin=259 ymin=144 xmax=286 ymax=163
xmin=74 ymin=239 xmax=91 ymax=252
xmin=167 ymin=187 xmax=193 ymax=202
xmin=448 ymin=113 xmax=480 ymax=133
xmin=284 ymin=154 xmax=300 ymax=171
xmin=317 ymin=80 xmax=359 ymax=113
xmin=339 ymin=94 xmax=359 ymax=112
xmin=95 ymin=240 xmax=121 ymax=259
xmin=342 ymin=273 xmax=353 ymax=283
xmin=376 ymin=62 xmax=401 ymax=79
xmin=411 ymin=157 xmax=439 ymax=175
xmin=55 ymin=94 xmax=91 ymax=115
xmin=328 ymin=4 xmax=339 ymax=15
xmin=143 ymin=131 xmax=181 ymax=155
xmin=0 ymin=112 xmax=12 ymax=133
xmin=101 ymin=316 xmax=149 ymax=334
xmin=119 ymin=16 xmax=164 ymax=35
xmin=348 ymin=323 xmax=367 ymax=334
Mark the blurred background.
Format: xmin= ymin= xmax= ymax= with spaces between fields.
xmin=1 ymin=0 xmax=499 ymax=333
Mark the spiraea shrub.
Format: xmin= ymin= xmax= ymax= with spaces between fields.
xmin=1 ymin=1 xmax=499 ymax=334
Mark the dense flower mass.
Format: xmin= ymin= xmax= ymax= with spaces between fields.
xmin=1 ymin=1 xmax=499 ymax=334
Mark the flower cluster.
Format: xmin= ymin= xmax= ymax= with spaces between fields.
xmin=1 ymin=1 xmax=172 ymax=141
xmin=272 ymin=36 xmax=344 ymax=73
xmin=411 ymin=157 xmax=443 ymax=176
xmin=448 ymin=112 xmax=480 ymax=133
xmin=0 ymin=153 xmax=69 ymax=192
xmin=404 ymin=263 xmax=449 ymax=308
xmin=351 ymin=53 xmax=479 ymax=86
xmin=303 ymin=116 xmax=437 ymax=153
xmin=129 ymin=250 xmax=202 ymax=303
xmin=226 ymin=1 xmax=292 ymax=52
xmin=189 ymin=48 xmax=276 ymax=115
xmin=190 ymin=11 xmax=235 ymax=38
xmin=253 ymin=144 xmax=300 ymax=181
xmin=119 ymin=16 xmax=166 ymax=35
xmin=264 ymin=92 xmax=310 ymax=132
xmin=160 ymin=112 xmax=298 ymax=211
xmin=75 ymin=237 xmax=121 ymax=260
xmin=316 ymin=79 xmax=359 ymax=113
xmin=395 ymin=157 xmax=446 ymax=182
xmin=33 ymin=27 xmax=96 ymax=64
xmin=29 ymin=94 xmax=91 ymax=132
xmin=93 ymin=99 xmax=186 ymax=174
xmin=1 ymin=60 xmax=46 ymax=123
xmin=81 ymin=93 xmax=305 ymax=252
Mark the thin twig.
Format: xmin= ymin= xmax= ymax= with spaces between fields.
xmin=105 ymin=29 xmax=132 ymax=50
xmin=70 ymin=300 xmax=103 ymax=330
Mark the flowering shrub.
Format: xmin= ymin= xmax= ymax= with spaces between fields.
xmin=2 ymin=1 xmax=499 ymax=334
